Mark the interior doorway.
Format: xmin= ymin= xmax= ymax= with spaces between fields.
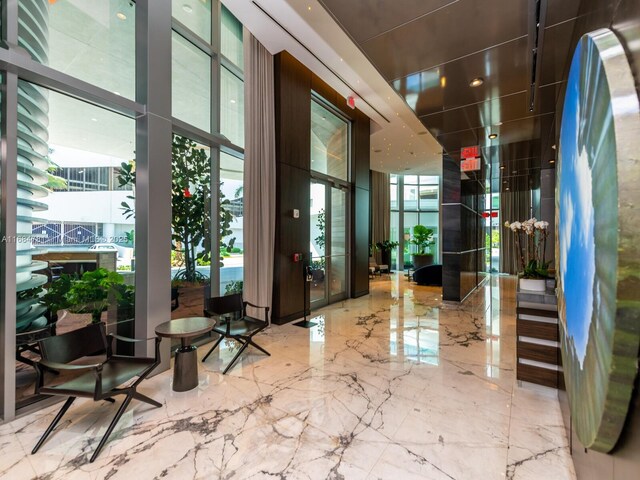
xmin=310 ymin=179 xmax=349 ymax=308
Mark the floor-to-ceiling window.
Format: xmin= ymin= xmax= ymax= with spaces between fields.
xmin=170 ymin=2 xmax=245 ymax=320
xmin=0 ymin=0 xmax=245 ymax=419
xmin=390 ymin=174 xmax=440 ymax=271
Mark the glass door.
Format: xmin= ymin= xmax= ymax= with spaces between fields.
xmin=310 ymin=182 xmax=327 ymax=306
xmin=329 ymin=185 xmax=348 ymax=302
xmin=310 ymin=180 xmax=349 ymax=308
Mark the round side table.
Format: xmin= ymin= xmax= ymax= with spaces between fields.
xmin=155 ymin=317 xmax=215 ymax=392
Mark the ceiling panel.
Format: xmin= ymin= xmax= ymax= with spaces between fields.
xmin=540 ymin=19 xmax=577 ymax=86
xmin=318 ymin=0 xmax=458 ymax=43
xmin=394 ymin=36 xmax=529 ymax=116
xmin=319 ymin=0 xmax=577 ymax=191
xmin=546 ymin=0 xmax=582 ymax=26
xmin=361 ymin=0 xmax=529 ymax=81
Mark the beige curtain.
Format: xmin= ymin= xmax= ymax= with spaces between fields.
xmin=371 ymin=171 xmax=390 ymax=263
xmin=500 ymin=189 xmax=532 ymax=274
xmin=243 ymin=32 xmax=275 ymax=321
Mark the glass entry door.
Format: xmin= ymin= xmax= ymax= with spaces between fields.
xmin=310 ymin=180 xmax=349 ymax=308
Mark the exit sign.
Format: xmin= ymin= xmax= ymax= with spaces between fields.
xmin=460 ymin=157 xmax=480 ymax=172
xmin=461 ymin=146 xmax=479 ymax=159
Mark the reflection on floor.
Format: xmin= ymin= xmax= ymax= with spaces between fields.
xmin=0 ymin=274 xmax=575 ymax=479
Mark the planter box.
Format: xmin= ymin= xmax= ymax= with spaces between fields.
xmin=413 ymin=254 xmax=434 ymax=269
xmin=519 ymin=278 xmax=546 ymax=292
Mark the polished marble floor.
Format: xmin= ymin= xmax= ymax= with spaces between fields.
xmin=0 ymin=275 xmax=575 ymax=480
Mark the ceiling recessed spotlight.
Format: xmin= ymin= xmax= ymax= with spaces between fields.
xmin=512 ymin=170 xmax=517 ymax=174
xmin=308 ymin=5 xmax=311 ymax=10
xmin=550 ymin=159 xmax=556 ymax=164
xmin=488 ymin=133 xmax=498 ymax=139
xmin=469 ymin=77 xmax=484 ymax=87
xmin=116 ymin=12 xmax=127 ymax=20
xmin=230 ymin=99 xmax=236 ymax=104
xmin=440 ymin=76 xmax=447 ymax=88
xmin=506 ymin=187 xmax=510 ymax=191
xmin=91 ymin=118 xmax=98 ymax=122
xmin=182 ymin=4 xmax=193 ymax=13
xmin=552 ymin=144 xmax=557 ymax=150
xmin=499 ymin=165 xmax=505 ymax=169
xmin=503 ymin=180 xmax=507 ymax=184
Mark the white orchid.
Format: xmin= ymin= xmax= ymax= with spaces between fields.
xmin=534 ymin=221 xmax=549 ymax=230
xmin=504 ymin=218 xmax=550 ymax=275
xmin=509 ymin=221 xmax=522 ymax=231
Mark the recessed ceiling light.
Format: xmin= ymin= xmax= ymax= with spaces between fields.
xmin=469 ymin=77 xmax=484 ymax=87
xmin=440 ymin=77 xmax=447 ymax=88
xmin=230 ymin=99 xmax=236 ymax=104
xmin=499 ymin=165 xmax=505 ymax=169
xmin=503 ymin=180 xmax=507 ymax=184
xmin=488 ymin=133 xmax=498 ymax=139
xmin=308 ymin=5 xmax=311 ymax=10
xmin=506 ymin=187 xmax=510 ymax=191
xmin=512 ymin=170 xmax=517 ymax=174
xmin=550 ymin=159 xmax=555 ymax=164
xmin=182 ymin=4 xmax=193 ymax=13
xmin=91 ymin=118 xmax=98 ymax=122
xmin=116 ymin=12 xmax=127 ymax=20
xmin=552 ymin=144 xmax=556 ymax=150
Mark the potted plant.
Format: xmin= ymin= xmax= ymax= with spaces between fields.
xmin=42 ymin=273 xmax=73 ymax=322
xmin=66 ymin=268 xmax=125 ymax=323
xmin=504 ymin=218 xmax=550 ymax=291
xmin=410 ymin=225 xmax=435 ymax=269
xmin=374 ymin=240 xmax=399 ymax=268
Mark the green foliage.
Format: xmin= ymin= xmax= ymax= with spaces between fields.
xmin=374 ymin=240 xmax=399 ymax=252
xmin=315 ymin=209 xmax=325 ymax=251
xmin=522 ymin=259 xmax=550 ymax=280
xmin=116 ymin=136 xmax=238 ymax=284
xmin=66 ymin=268 xmax=125 ymax=323
xmin=410 ymin=225 xmax=435 ymax=254
xmin=42 ymin=274 xmax=73 ymax=314
xmin=116 ymin=160 xmax=136 ymax=220
xmin=225 ymin=280 xmax=243 ymax=295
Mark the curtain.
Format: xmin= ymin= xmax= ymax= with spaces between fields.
xmin=371 ymin=171 xmax=390 ymax=263
xmin=243 ymin=32 xmax=275 ymax=322
xmin=500 ymin=189 xmax=533 ymax=274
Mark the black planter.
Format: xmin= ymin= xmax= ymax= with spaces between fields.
xmin=413 ymin=254 xmax=434 ymax=269
xmin=380 ymin=250 xmax=392 ymax=268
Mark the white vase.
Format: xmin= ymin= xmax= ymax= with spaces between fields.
xmin=519 ymin=278 xmax=547 ymax=292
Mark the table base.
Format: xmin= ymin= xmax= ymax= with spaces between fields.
xmin=173 ymin=345 xmax=198 ymax=392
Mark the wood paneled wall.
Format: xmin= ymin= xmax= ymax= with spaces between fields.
xmin=272 ymin=51 xmax=371 ymax=324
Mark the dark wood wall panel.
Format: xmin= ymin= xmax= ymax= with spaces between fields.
xmin=352 ymin=186 xmax=370 ymax=297
xmin=272 ymin=50 xmax=371 ymax=323
xmin=275 ymin=52 xmax=311 ymax=171
xmin=273 ymin=164 xmax=311 ymax=323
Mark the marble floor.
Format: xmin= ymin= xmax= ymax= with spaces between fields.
xmin=0 ymin=275 xmax=575 ymax=480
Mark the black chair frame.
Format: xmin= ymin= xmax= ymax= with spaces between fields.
xmin=32 ymin=323 xmax=161 ymax=463
xmin=202 ymin=294 xmax=270 ymax=374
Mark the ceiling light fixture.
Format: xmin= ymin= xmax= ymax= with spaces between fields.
xmin=499 ymin=165 xmax=505 ymax=169
xmin=550 ymin=159 xmax=556 ymax=164
xmin=116 ymin=12 xmax=127 ymax=20
xmin=440 ymin=77 xmax=447 ymax=88
xmin=488 ymin=133 xmax=498 ymax=139
xmin=182 ymin=4 xmax=193 ymax=13
xmin=552 ymin=144 xmax=557 ymax=150
xmin=469 ymin=77 xmax=484 ymax=87
xmin=230 ymin=99 xmax=236 ymax=104
xmin=506 ymin=187 xmax=510 ymax=191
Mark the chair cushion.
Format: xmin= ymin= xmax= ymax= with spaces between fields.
xmin=41 ymin=357 xmax=156 ymax=397
xmin=213 ymin=317 xmax=265 ymax=337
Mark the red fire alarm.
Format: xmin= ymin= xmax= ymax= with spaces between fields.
xmin=347 ymin=96 xmax=356 ymax=109
xmin=293 ymin=253 xmax=301 ymax=262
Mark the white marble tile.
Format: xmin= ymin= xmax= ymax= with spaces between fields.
xmin=0 ymin=275 xmax=575 ymax=480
